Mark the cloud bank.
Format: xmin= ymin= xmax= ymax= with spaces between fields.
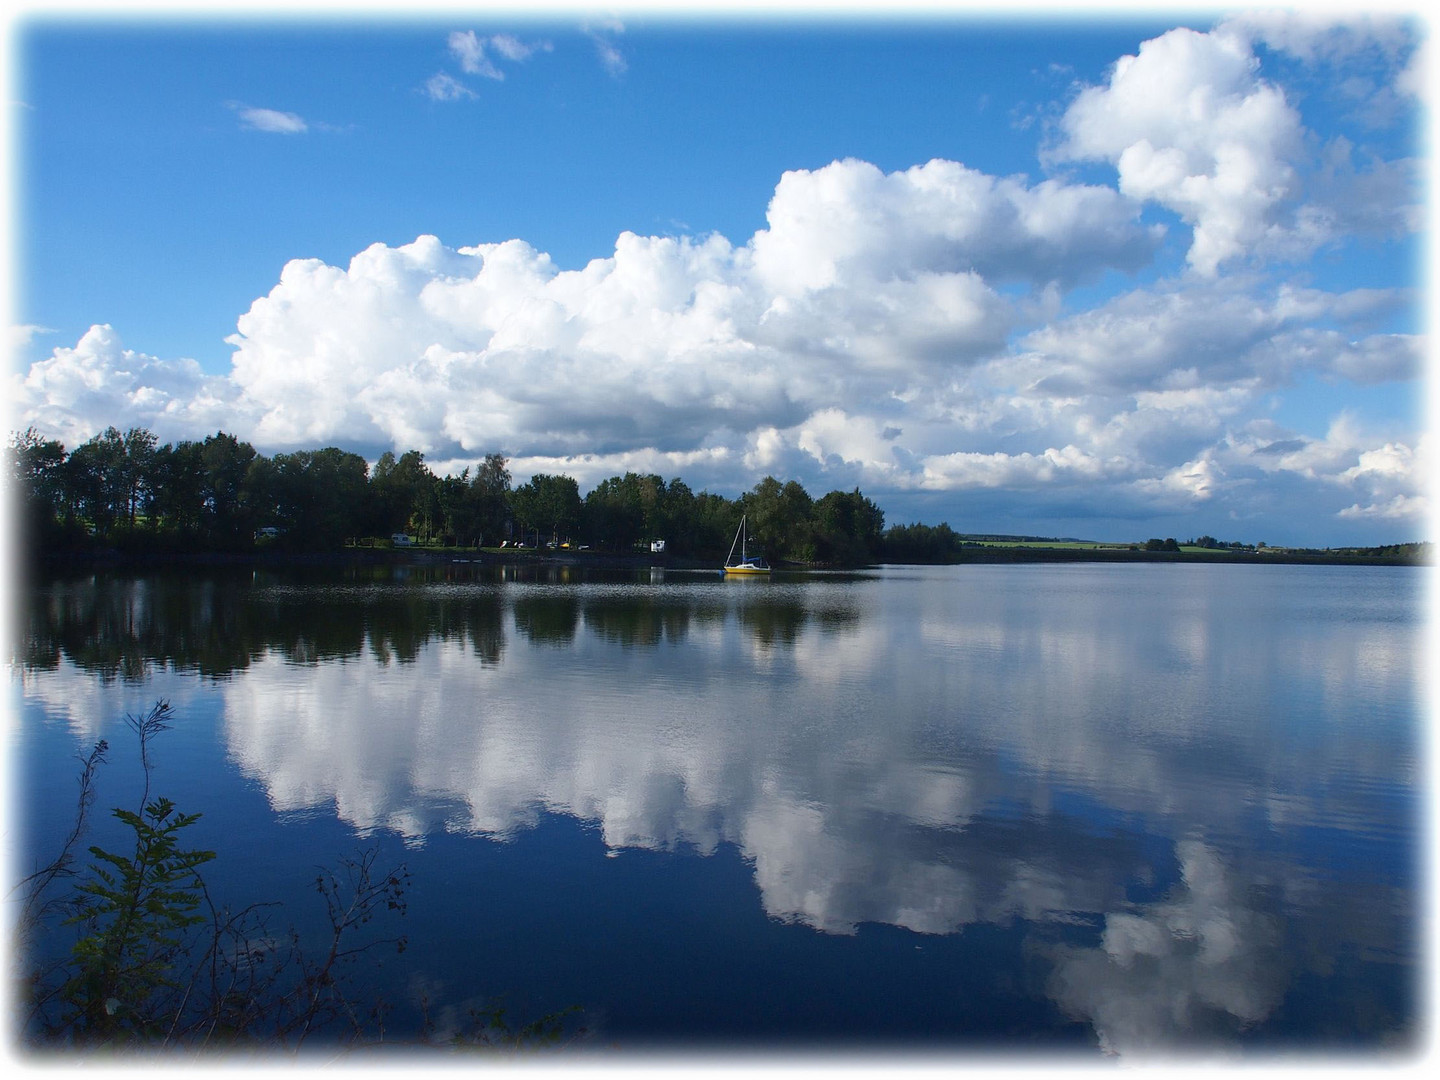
xmin=10 ymin=18 xmax=1426 ymax=542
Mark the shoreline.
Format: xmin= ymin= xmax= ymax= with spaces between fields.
xmin=21 ymin=544 xmax=1430 ymax=574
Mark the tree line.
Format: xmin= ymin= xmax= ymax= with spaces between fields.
xmin=6 ymin=426 xmax=887 ymax=566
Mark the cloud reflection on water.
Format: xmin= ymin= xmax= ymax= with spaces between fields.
xmin=14 ymin=563 xmax=1422 ymax=1052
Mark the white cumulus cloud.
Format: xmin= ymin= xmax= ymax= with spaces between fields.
xmin=1054 ymin=25 xmax=1304 ymax=276
xmin=1053 ymin=18 xmax=1422 ymax=275
xmin=197 ymin=157 xmax=1161 ymax=468
xmin=12 ymin=15 xmax=1426 ymax=541
xmin=8 ymin=324 xmax=248 ymax=448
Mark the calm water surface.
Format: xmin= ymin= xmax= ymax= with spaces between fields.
xmin=8 ymin=562 xmax=1427 ymax=1056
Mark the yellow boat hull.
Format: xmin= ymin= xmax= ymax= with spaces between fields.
xmin=723 ymin=564 xmax=771 ymax=575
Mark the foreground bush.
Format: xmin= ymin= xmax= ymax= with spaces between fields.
xmin=12 ymin=701 xmax=583 ymax=1056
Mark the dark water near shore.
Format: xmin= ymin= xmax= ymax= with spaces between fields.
xmin=7 ymin=562 xmax=1427 ymax=1057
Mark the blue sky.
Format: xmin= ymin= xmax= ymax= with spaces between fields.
xmin=6 ymin=4 xmax=1430 ymax=546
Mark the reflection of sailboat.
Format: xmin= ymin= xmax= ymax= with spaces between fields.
xmin=723 ymin=515 xmax=771 ymax=575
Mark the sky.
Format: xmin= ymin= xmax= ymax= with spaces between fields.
xmin=3 ymin=2 xmax=1431 ymax=546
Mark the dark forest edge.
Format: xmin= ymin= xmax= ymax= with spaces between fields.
xmin=7 ymin=426 xmax=1430 ymax=570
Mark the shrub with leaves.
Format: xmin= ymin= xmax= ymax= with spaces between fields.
xmin=15 ymin=701 xmax=413 ymax=1053
xmin=14 ymin=699 xmax=586 ymax=1056
xmin=61 ymin=794 xmax=216 ymax=1043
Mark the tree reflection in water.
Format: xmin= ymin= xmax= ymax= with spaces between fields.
xmin=11 ymin=563 xmax=1422 ymax=1055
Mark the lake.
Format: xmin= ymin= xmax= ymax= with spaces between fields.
xmin=6 ymin=561 xmax=1427 ymax=1059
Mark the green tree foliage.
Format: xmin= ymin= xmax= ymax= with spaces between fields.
xmin=371 ymin=450 xmax=436 ymax=539
xmin=656 ymin=478 xmax=699 ymax=553
xmin=7 ymin=427 xmax=266 ymax=556
xmin=470 ymin=454 xmax=512 ymax=545
xmin=64 ymin=427 xmax=131 ymax=537
xmin=248 ymin=447 xmax=372 ymax=549
xmin=814 ymin=489 xmax=885 ymax=565
xmin=62 ymin=427 xmax=159 ymax=535
xmin=5 ymin=427 xmax=76 ymax=550
xmin=687 ymin=491 xmax=741 ymax=558
xmin=727 ymin=477 xmax=883 ymax=566
xmin=581 ymin=473 xmax=654 ymax=551
xmin=133 ymin=433 xmax=261 ymax=549
xmin=199 ymin=432 xmax=259 ymax=547
xmin=736 ymin=477 xmax=814 ymax=562
xmin=739 ymin=476 xmax=785 ymax=560
xmin=427 ymin=454 xmax=513 ymax=548
xmin=511 ymin=474 xmax=581 ymax=547
xmin=880 ymin=521 xmax=964 ymax=563
xmin=10 ymin=423 xmax=894 ymax=566
xmin=433 ymin=471 xmax=471 ymax=547
xmin=580 ymin=477 xmax=735 ymax=558
xmin=119 ymin=428 xmax=160 ymax=529
xmin=8 ymin=427 xmax=68 ymax=513
xmin=149 ymin=441 xmax=208 ymax=539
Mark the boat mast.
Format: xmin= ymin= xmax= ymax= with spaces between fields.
xmin=726 ymin=515 xmax=745 ymax=567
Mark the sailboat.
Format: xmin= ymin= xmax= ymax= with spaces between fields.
xmin=723 ymin=514 xmax=771 ymax=575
